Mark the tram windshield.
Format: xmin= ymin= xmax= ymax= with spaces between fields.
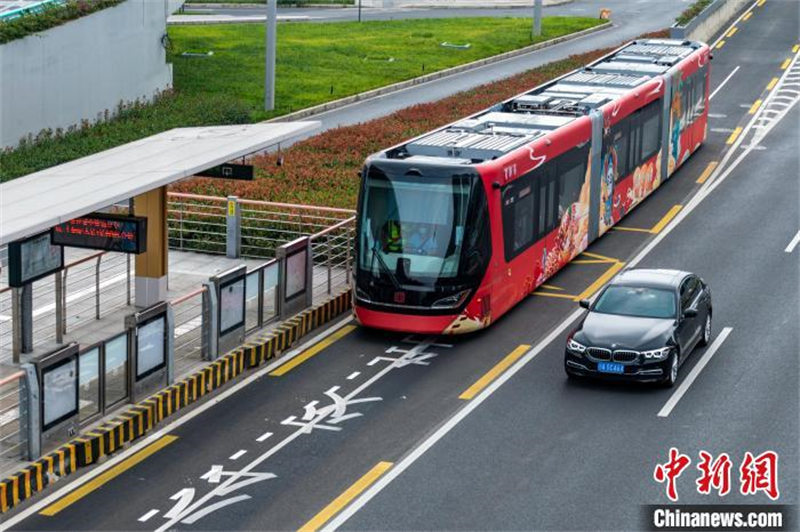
xmin=358 ymin=165 xmax=489 ymax=291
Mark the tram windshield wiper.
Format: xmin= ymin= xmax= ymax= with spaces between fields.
xmin=371 ymin=243 xmax=401 ymax=290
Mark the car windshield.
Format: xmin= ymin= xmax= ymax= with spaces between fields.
xmin=359 ymin=168 xmax=473 ymax=281
xmin=592 ymin=285 xmax=677 ymax=319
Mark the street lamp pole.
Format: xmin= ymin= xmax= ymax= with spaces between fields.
xmin=532 ymin=0 xmax=542 ymax=38
xmin=265 ymin=0 xmax=277 ymax=111
xmin=358 ymin=0 xmax=362 ymax=23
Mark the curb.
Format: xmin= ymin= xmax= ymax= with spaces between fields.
xmin=0 ymin=289 xmax=353 ymax=515
xmin=266 ymin=20 xmax=612 ymax=124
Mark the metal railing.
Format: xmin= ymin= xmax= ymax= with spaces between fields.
xmin=309 ymin=216 xmax=355 ymax=302
xmin=0 ymin=371 xmax=27 ymax=463
xmin=168 ymin=192 xmax=355 ymax=260
xmin=0 ymin=250 xmax=133 ymax=364
xmin=171 ymin=286 xmax=207 ymax=373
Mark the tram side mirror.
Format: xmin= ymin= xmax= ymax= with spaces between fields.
xmin=579 ymin=299 xmax=591 ymax=309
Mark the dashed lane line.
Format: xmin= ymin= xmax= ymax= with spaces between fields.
xmin=298 ymin=462 xmax=393 ymax=532
xmin=697 ymin=161 xmax=719 ymax=184
xmin=39 ymin=435 xmax=178 ymax=516
xmin=709 ymin=66 xmax=739 ymax=101
xmin=459 ymin=345 xmax=531 ymax=400
xmin=269 ymin=325 xmax=357 ymax=376
xmin=785 ymin=231 xmax=800 ymax=254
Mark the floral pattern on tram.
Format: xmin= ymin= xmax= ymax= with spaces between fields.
xmin=542 ymin=152 xmax=592 ymax=280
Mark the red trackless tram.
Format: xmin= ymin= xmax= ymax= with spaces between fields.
xmin=353 ymin=39 xmax=711 ymax=334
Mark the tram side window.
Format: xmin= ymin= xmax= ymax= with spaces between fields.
xmin=501 ymin=162 xmax=558 ymax=261
xmin=558 ymin=144 xmax=590 ymax=218
xmin=604 ymin=120 xmax=631 ymax=183
xmin=638 ymin=100 xmax=662 ymax=164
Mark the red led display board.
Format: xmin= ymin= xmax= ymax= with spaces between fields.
xmin=52 ymin=213 xmax=147 ymax=254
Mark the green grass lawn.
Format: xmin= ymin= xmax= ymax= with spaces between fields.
xmin=170 ymin=16 xmax=603 ymax=121
xmin=1 ymin=16 xmax=603 ymax=181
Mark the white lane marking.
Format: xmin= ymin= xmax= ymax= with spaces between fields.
xmin=320 ymin=307 xmax=586 ymax=532
xmin=710 ymin=65 xmax=740 ymax=101
xmin=367 ymin=358 xmax=380 ymax=366
xmin=710 ymin=0 xmax=759 ymax=49
xmin=155 ymin=340 xmax=439 ymax=531
xmin=180 ymin=494 xmax=250 ymax=525
xmin=657 ymin=327 xmax=733 ymax=418
xmin=628 ymin=51 xmax=800 ymax=264
xmin=707 ymin=113 xmax=728 ymax=118
xmin=710 ymin=127 xmax=735 ymax=133
xmin=785 ymin=231 xmax=800 ymax=253
xmin=229 ymin=450 xmax=247 ymax=460
xmin=0 ymin=317 xmax=356 ymax=530
xmin=138 ymin=509 xmax=159 ymax=523
xmin=255 ymin=431 xmax=273 ymax=443
xmin=346 ymin=371 xmax=360 ymax=380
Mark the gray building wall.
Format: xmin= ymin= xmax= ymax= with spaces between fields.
xmin=0 ymin=0 xmax=175 ymax=149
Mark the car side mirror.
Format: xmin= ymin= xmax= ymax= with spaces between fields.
xmin=683 ymin=308 xmax=698 ymax=318
xmin=579 ymin=299 xmax=591 ymax=309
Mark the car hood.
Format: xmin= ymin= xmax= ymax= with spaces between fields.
xmin=576 ymin=312 xmax=675 ymax=350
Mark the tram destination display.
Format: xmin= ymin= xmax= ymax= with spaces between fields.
xmin=8 ymin=230 xmax=64 ymax=287
xmin=52 ymin=213 xmax=147 ymax=254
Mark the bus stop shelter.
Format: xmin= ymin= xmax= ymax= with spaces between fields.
xmin=1 ymin=121 xmax=319 ymax=357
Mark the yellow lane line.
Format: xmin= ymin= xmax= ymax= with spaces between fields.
xmin=650 ymin=205 xmax=683 ymax=234
xmin=756 ymin=0 xmax=765 ymax=6
xmin=727 ymin=27 xmax=738 ymax=38
xmin=748 ymin=99 xmax=763 ymax=114
xmin=40 ymin=435 xmax=178 ymax=516
xmin=743 ymin=11 xmax=753 ymax=21
xmin=270 ymin=325 xmax=356 ymax=376
xmin=573 ymin=261 xmax=626 ymax=302
xmin=766 ymin=77 xmax=779 ymax=91
xmin=572 ymin=259 xmax=612 ymax=264
xmin=459 ymin=345 xmax=531 ymax=400
xmin=580 ymin=251 xmax=618 ymax=263
xmin=298 ymin=462 xmax=393 ymax=532
xmin=539 ymin=284 xmax=565 ymax=291
xmin=533 ymin=291 xmax=579 ymax=300
xmin=726 ymin=126 xmax=743 ymax=145
xmin=793 ymin=44 xmax=800 ymax=53
xmin=613 ymin=226 xmax=652 ymax=233
xmin=697 ymin=161 xmax=718 ymax=184
xmin=716 ymin=40 xmax=726 ymax=50
xmin=780 ymin=58 xmax=791 ymax=70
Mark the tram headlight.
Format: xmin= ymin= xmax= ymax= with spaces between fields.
xmin=355 ymin=286 xmax=371 ymax=303
xmin=431 ymin=289 xmax=471 ymax=309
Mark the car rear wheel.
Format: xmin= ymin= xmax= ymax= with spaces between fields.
xmin=663 ymin=352 xmax=679 ymax=387
xmin=700 ymin=313 xmax=712 ymax=346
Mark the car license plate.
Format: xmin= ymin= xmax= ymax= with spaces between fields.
xmin=597 ymin=362 xmax=624 ymax=374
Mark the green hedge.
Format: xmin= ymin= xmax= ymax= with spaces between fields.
xmin=675 ymin=0 xmax=714 ymax=26
xmin=0 ymin=0 xmax=125 ymax=45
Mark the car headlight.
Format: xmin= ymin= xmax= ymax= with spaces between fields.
xmin=431 ymin=289 xmax=471 ymax=309
xmin=641 ymin=347 xmax=671 ymax=360
xmin=567 ymin=337 xmax=587 ymax=354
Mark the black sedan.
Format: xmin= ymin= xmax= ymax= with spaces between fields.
xmin=565 ymin=269 xmax=712 ymax=386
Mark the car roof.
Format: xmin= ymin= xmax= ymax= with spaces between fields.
xmin=609 ymin=268 xmax=691 ymax=290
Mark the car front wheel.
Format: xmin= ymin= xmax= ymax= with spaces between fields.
xmin=663 ymin=351 xmax=679 ymax=387
xmin=700 ymin=313 xmax=712 ymax=346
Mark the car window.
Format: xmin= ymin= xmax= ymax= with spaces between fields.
xmin=680 ymin=276 xmax=700 ymax=311
xmin=593 ymin=285 xmax=677 ymax=319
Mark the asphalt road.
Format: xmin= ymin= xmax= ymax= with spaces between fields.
xmin=5 ymin=1 xmax=798 ymax=530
